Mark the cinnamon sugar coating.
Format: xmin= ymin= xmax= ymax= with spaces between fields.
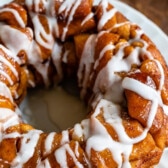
xmin=0 ymin=0 xmax=167 ymax=167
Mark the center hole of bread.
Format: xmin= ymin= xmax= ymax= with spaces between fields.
xmin=20 ymin=79 xmax=86 ymax=132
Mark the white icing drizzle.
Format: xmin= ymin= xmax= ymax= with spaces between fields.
xmin=74 ymin=141 xmax=80 ymax=157
xmin=0 ymin=25 xmax=33 ymax=62
xmin=97 ymin=0 xmax=117 ymax=31
xmin=12 ymin=130 xmax=43 ymax=167
xmin=3 ymin=132 xmax=21 ymax=139
xmin=76 ymin=3 xmax=167 ymax=166
xmin=26 ymin=41 xmax=51 ymax=86
xmin=54 ymin=143 xmax=84 ymax=168
xmin=61 ymin=130 xmax=69 ymax=145
xmin=44 ymin=132 xmax=55 ymax=155
xmin=24 ymin=0 xmax=86 ymax=83
xmin=0 ymin=0 xmax=167 ymax=167
xmin=0 ymin=82 xmax=13 ymax=102
xmin=122 ymin=77 xmax=167 ymax=128
xmin=8 ymin=0 xmax=94 ymax=85
xmin=0 ymin=108 xmax=20 ymax=135
xmin=0 ymin=44 xmax=20 ymax=63
xmin=37 ymin=61 xmax=50 ymax=86
xmin=94 ymin=43 xmax=115 ymax=69
xmin=73 ymin=123 xmax=83 ymax=138
xmin=54 ymin=145 xmax=68 ymax=168
xmin=25 ymin=0 xmax=48 ymax=14
xmin=0 ymin=7 xmax=25 ymax=28
xmin=34 ymin=0 xmax=44 ymax=12
xmin=62 ymin=50 xmax=70 ymax=63
xmin=0 ymin=52 xmax=18 ymax=79
xmin=113 ymin=21 xmax=131 ymax=29
xmin=31 ymin=14 xmax=54 ymax=50
xmin=73 ymin=99 xmax=132 ymax=168
xmin=60 ymin=0 xmax=82 ymax=41
xmin=51 ymin=42 xmax=63 ymax=81
xmin=0 ymin=108 xmax=21 ymax=152
xmin=25 ymin=0 xmax=54 ymax=15
xmin=81 ymin=12 xmax=94 ymax=26
xmin=0 ymin=45 xmax=19 ymax=78
xmin=50 ymin=16 xmax=59 ymax=38
xmin=91 ymin=42 xmax=128 ymax=104
xmin=78 ymin=34 xmax=97 ymax=97
xmin=0 ymin=69 xmax=13 ymax=85
xmin=78 ymin=27 xmax=147 ymax=105
xmin=25 ymin=0 xmax=33 ymax=9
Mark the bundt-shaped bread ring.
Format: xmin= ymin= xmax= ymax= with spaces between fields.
xmin=0 ymin=0 xmax=167 ymax=167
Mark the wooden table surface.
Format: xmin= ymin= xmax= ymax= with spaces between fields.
xmin=120 ymin=0 xmax=168 ymax=35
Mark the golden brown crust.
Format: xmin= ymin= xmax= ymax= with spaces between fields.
xmin=0 ymin=3 xmax=27 ymax=27
xmin=0 ymin=0 xmax=167 ymax=167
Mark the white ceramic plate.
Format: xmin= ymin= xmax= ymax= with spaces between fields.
xmin=0 ymin=0 xmax=168 ymax=167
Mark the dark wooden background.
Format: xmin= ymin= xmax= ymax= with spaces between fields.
xmin=120 ymin=0 xmax=168 ymax=35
